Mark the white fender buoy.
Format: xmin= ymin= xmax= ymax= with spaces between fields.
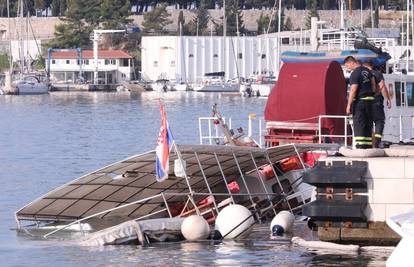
xmin=270 ymin=210 xmax=295 ymax=236
xmin=215 ymin=204 xmax=254 ymax=239
xmin=181 ymin=215 xmax=210 ymax=241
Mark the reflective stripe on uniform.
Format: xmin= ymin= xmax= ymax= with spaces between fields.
xmin=374 ymin=134 xmax=383 ymax=138
xmin=360 ymin=96 xmax=375 ymax=100
xmin=354 ymin=136 xmax=372 ymax=141
xmin=356 ymin=141 xmax=373 ymax=145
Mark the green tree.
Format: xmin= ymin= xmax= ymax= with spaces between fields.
xmin=60 ymin=0 xmax=67 ymax=16
xmin=101 ymin=0 xmax=131 ymax=29
xmin=215 ymin=0 xmax=245 ymax=36
xmin=187 ymin=0 xmax=210 ymax=35
xmin=142 ymin=2 xmax=171 ymax=34
xmin=177 ymin=10 xmax=185 ymax=33
xmin=257 ymin=13 xmax=271 ymax=34
xmin=35 ymin=0 xmax=46 ymax=11
xmin=305 ymin=0 xmax=319 ymax=29
xmin=49 ymin=0 xmax=101 ymax=48
xmin=0 ymin=53 xmax=10 ymax=72
xmin=51 ymin=0 xmax=59 ymax=16
xmin=284 ymin=16 xmax=293 ymax=31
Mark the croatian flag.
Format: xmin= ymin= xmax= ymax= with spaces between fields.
xmin=155 ymin=102 xmax=174 ymax=182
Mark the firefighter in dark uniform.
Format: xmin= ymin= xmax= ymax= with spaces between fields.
xmin=363 ymin=60 xmax=392 ymax=148
xmin=344 ymin=56 xmax=377 ymax=149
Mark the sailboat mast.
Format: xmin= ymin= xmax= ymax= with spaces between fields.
xmin=223 ymin=0 xmax=226 ymax=81
xmin=7 ymin=0 xmax=12 ymax=72
xmin=19 ymin=0 xmax=24 ymax=77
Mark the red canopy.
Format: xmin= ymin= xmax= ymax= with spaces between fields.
xmin=264 ymin=61 xmax=346 ymax=135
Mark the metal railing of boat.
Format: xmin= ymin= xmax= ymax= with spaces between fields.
xmin=388 ymin=114 xmax=414 ymax=142
xmin=199 ymin=115 xmax=353 ymax=147
xmin=318 ymin=115 xmax=354 ymax=147
xmin=198 ymin=115 xmax=265 ymax=147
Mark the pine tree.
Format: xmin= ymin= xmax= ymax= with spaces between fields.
xmin=187 ymin=0 xmax=210 ymax=35
xmin=142 ymin=2 xmax=171 ymax=34
xmin=305 ymin=0 xmax=319 ymax=29
xmin=224 ymin=0 xmax=245 ymax=35
xmin=177 ymin=10 xmax=185 ymax=33
xmin=284 ymin=16 xmax=293 ymax=31
xmin=51 ymin=0 xmax=59 ymax=16
xmin=60 ymin=0 xmax=67 ymax=16
xmin=101 ymin=0 xmax=131 ymax=29
xmin=257 ymin=13 xmax=271 ymax=34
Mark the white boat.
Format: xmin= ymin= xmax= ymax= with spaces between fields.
xmin=194 ymin=72 xmax=239 ymax=92
xmin=386 ymin=209 xmax=414 ymax=267
xmin=251 ymin=76 xmax=276 ymax=97
xmin=151 ymin=79 xmax=172 ymax=92
xmin=14 ymin=75 xmax=49 ymax=95
xmin=173 ymin=83 xmax=189 ymax=91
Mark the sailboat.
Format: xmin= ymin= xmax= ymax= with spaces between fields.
xmin=3 ymin=0 xmax=49 ymax=95
xmin=193 ymin=0 xmax=240 ymax=93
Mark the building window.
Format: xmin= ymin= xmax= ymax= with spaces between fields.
xmin=407 ymin=83 xmax=414 ymax=106
xmin=120 ymin=59 xmax=129 ymax=67
xmin=261 ymin=54 xmax=266 ymax=59
xmin=105 ymin=59 xmax=110 ymax=65
xmin=213 ymin=54 xmax=218 ymax=58
xmin=171 ymin=60 xmax=175 ymax=67
xmin=51 ymin=59 xmax=56 ymax=64
xmin=77 ymin=60 xmax=81 ymax=65
xmin=395 ymin=82 xmax=405 ymax=107
xmin=189 ymin=54 xmax=194 ymax=58
xmin=238 ymin=53 xmax=242 ymax=59
xmin=111 ymin=59 xmax=116 ymax=65
xmin=154 ymin=61 xmax=158 ymax=67
xmin=66 ymin=60 xmax=70 ymax=64
xmin=83 ymin=59 xmax=89 ymax=65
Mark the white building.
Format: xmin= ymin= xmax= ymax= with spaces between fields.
xmin=48 ymin=50 xmax=133 ymax=85
xmin=141 ymin=36 xmax=281 ymax=83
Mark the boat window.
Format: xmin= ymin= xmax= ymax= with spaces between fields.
xmin=238 ymin=53 xmax=242 ymax=59
xmin=153 ymin=61 xmax=158 ymax=67
xmin=213 ymin=54 xmax=218 ymax=58
xmin=407 ymin=83 xmax=414 ymax=106
xmin=261 ymin=54 xmax=266 ymax=59
xmin=189 ymin=54 xmax=194 ymax=58
xmin=170 ymin=60 xmax=175 ymax=67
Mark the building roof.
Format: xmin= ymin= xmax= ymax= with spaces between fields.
xmin=50 ymin=50 xmax=132 ymax=60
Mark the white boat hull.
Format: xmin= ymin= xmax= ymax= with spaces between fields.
xmin=174 ymin=84 xmax=189 ymax=91
xmin=16 ymin=83 xmax=49 ymax=95
xmin=194 ymin=84 xmax=239 ymax=92
xmin=251 ymin=84 xmax=274 ymax=97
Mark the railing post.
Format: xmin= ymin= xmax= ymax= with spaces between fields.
xmin=344 ymin=116 xmax=348 ymax=146
xmin=318 ymin=116 xmax=322 ymax=144
xmin=198 ymin=118 xmax=203 ymax=145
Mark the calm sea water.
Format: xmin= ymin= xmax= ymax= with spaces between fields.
xmin=0 ymin=92 xmax=390 ymax=266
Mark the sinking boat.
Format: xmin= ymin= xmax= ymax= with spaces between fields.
xmin=15 ymin=143 xmax=336 ymax=244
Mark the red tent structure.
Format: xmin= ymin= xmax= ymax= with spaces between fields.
xmin=264 ymin=61 xmax=347 ymax=145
